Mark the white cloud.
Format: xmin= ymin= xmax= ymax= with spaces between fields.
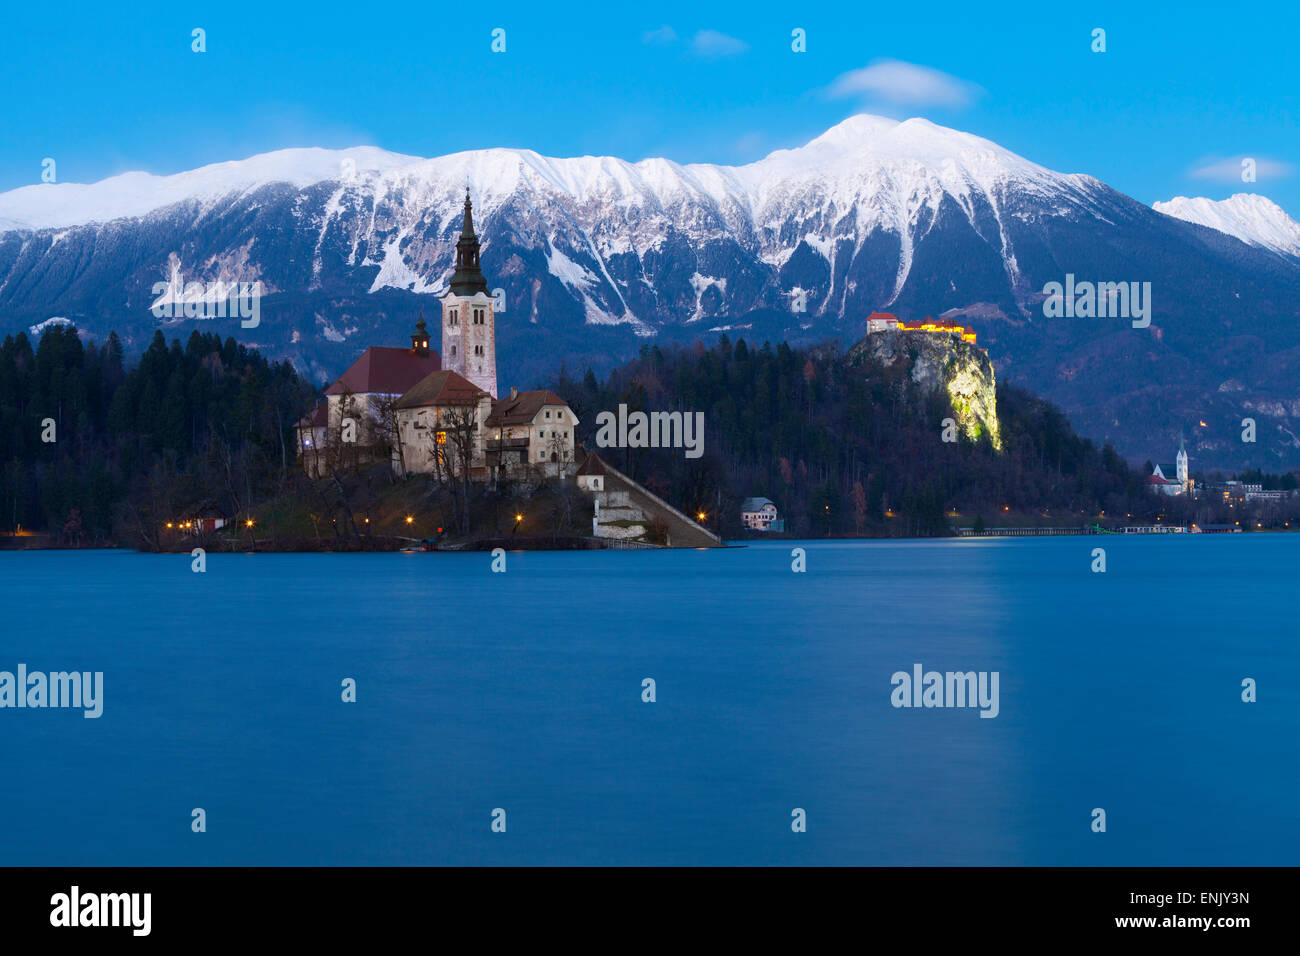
xmin=828 ymin=59 xmax=982 ymax=109
xmin=692 ymin=30 xmax=748 ymax=58
xmin=1190 ymin=156 xmax=1293 ymax=182
xmin=642 ymin=25 xmax=678 ymax=46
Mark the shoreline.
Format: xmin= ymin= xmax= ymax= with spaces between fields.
xmin=3 ymin=526 xmax=1293 ymax=554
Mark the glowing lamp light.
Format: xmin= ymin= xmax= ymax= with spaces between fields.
xmin=515 ymin=514 xmax=523 ymax=523
xmin=405 ymin=516 xmax=414 ymax=524
xmin=697 ymin=512 xmax=706 ymax=521
xmin=246 ymin=519 xmax=254 ymax=528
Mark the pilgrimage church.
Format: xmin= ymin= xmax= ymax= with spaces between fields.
xmin=293 ymin=190 xmax=722 ymax=548
xmin=295 ymin=191 xmax=578 ymax=481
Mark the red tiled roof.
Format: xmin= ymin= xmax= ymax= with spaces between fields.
xmin=486 ymin=389 xmax=571 ymax=426
xmin=575 ymin=452 xmax=607 ymax=477
xmin=396 ymin=370 xmax=488 ymax=409
xmin=867 ymin=312 xmax=899 ymax=321
xmin=324 ymin=347 xmax=441 ymax=396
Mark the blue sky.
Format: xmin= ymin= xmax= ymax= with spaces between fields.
xmin=2 ymin=0 xmax=1296 ymax=214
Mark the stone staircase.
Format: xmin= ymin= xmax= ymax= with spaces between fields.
xmin=587 ymin=458 xmax=723 ymax=548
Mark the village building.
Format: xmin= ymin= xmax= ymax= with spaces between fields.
xmin=294 ymin=402 xmax=329 ymax=476
xmin=486 ymin=387 xmax=579 ymax=478
xmin=575 ymin=453 xmax=606 ymax=492
xmin=740 ymin=497 xmax=784 ymax=531
xmin=392 ymin=370 xmax=494 ymax=479
xmin=1201 ymin=480 xmax=1289 ymax=502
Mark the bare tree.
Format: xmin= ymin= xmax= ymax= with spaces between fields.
xmin=437 ymin=403 xmax=479 ymax=535
xmin=375 ymin=394 xmax=407 ymax=479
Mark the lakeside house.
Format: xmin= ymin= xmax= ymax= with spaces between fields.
xmin=741 ymin=497 xmax=784 ymax=531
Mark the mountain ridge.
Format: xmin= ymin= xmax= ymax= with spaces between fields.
xmin=1153 ymin=193 xmax=1300 ymax=260
xmin=2 ymin=115 xmax=1299 ymax=470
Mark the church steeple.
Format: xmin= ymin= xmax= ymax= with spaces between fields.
xmin=411 ymin=312 xmax=430 ymax=356
xmin=449 ymin=189 xmax=489 ymax=297
xmin=440 ymin=188 xmax=497 ymax=398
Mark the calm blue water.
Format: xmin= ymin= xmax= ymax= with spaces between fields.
xmin=1 ymin=537 xmax=1296 ymax=866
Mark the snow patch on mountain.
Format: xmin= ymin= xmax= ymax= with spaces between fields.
xmin=29 ymin=316 xmax=73 ymax=336
xmin=1153 ymin=193 xmax=1300 ymax=259
xmin=546 ymin=242 xmax=598 ymax=289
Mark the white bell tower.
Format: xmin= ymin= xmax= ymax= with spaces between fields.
xmin=440 ymin=189 xmax=497 ymax=398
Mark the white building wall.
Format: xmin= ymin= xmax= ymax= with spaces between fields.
xmin=441 ymin=291 xmax=497 ymax=399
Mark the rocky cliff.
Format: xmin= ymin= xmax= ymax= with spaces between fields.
xmin=848 ymin=329 xmax=1001 ymax=451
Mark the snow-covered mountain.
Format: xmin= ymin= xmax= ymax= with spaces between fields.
xmin=2 ymin=115 xmax=1300 ymax=467
xmin=0 ymin=115 xmax=1110 ymax=329
xmin=1154 ymin=193 xmax=1300 ymax=260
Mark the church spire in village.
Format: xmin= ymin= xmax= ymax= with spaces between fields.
xmin=450 ymin=188 xmax=489 ymax=297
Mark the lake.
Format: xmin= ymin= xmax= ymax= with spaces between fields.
xmin=1 ymin=536 xmax=1296 ymax=865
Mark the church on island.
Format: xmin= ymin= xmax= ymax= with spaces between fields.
xmin=293 ymin=191 xmax=721 ymax=548
xmin=296 ymin=191 xmax=579 ymax=482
